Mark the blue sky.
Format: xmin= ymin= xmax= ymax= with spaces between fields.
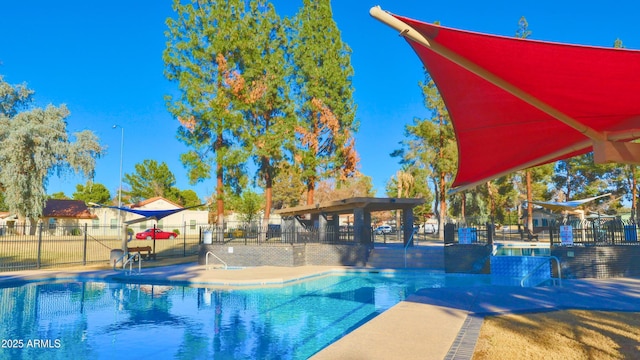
xmin=1 ymin=1 xmax=638 ymax=203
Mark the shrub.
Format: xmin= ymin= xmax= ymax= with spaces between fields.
xmin=126 ymin=228 xmax=134 ymax=235
xmin=70 ymin=228 xmax=82 ymax=236
xmin=173 ymin=229 xmax=180 ymax=235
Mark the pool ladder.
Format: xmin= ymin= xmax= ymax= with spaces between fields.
xmin=520 ymin=256 xmax=562 ymax=287
xmin=206 ymin=251 xmax=227 ymax=270
xmin=404 ymin=228 xmax=419 ymax=268
xmin=113 ymin=251 xmax=143 ymax=275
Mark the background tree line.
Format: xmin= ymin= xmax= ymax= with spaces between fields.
xmin=0 ymin=0 xmax=368 ymax=225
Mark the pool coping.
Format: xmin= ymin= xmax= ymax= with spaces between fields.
xmin=0 ymin=264 xmax=449 ymax=288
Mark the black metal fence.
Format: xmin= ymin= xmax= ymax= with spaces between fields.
xmin=444 ymin=223 xmax=494 ymax=245
xmin=549 ymin=219 xmax=638 ymax=246
xmin=442 ymin=218 xmax=640 ymax=247
xmin=199 ymin=224 xmax=364 ymax=246
xmin=1 ymin=219 xmax=441 ymax=272
xmin=0 ymin=223 xmax=202 ymax=272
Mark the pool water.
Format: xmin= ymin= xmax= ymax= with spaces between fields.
xmin=0 ymin=271 xmax=491 ymax=360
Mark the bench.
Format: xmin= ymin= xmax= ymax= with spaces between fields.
xmin=127 ymin=246 xmax=156 ymax=260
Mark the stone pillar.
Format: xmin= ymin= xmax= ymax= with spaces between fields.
xmin=353 ymin=208 xmax=365 ymax=244
xmin=363 ymin=210 xmax=372 ymax=244
xmin=331 ymin=214 xmax=340 ymax=242
xmin=352 ymin=208 xmax=373 ymax=244
xmin=402 ymin=207 xmax=415 ymax=246
xmin=319 ymin=213 xmax=327 ymax=243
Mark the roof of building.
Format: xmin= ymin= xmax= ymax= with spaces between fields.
xmin=130 ymin=196 xmax=183 ymax=209
xmin=275 ymin=197 xmax=425 ymax=216
xmin=42 ymin=199 xmax=96 ymax=219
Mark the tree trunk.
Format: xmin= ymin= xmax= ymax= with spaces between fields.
xmin=487 ymin=181 xmax=495 ymax=223
xmin=526 ymin=170 xmax=533 ymax=231
xmin=262 ymin=156 xmax=273 ymax=243
xmin=439 ymin=172 xmax=446 ymax=239
xmin=29 ymin=217 xmax=37 ymax=236
xmin=215 ymin=135 xmax=225 ymax=240
xmin=306 ymin=179 xmax=315 ymax=205
xmin=633 ymin=169 xmax=637 ymax=224
xmin=461 ymin=192 xmax=466 ymax=224
xmin=437 ymin=114 xmax=446 ymax=239
xmin=397 ymin=175 xmax=402 ymax=238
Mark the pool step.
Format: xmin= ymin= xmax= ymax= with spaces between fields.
xmin=367 ymin=247 xmax=444 ymax=269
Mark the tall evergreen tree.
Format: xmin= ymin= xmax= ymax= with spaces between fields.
xmin=164 ymin=0 xmax=249 ymax=229
xmin=290 ymin=0 xmax=359 ymax=205
xmin=612 ymin=38 xmax=639 ymax=222
xmin=394 ymin=71 xmax=456 ymax=236
xmin=233 ymin=1 xmax=295 ymax=223
xmin=0 ymin=75 xmax=103 ymax=230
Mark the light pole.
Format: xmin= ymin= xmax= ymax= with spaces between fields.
xmin=113 ymin=125 xmax=125 ymax=251
xmin=112 ymin=125 xmax=124 ymax=209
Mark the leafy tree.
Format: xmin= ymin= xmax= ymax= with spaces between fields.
xmin=231 ymin=190 xmax=264 ymax=224
xmin=515 ymin=16 xmax=532 ymax=38
xmin=49 ymin=192 xmax=70 ymax=200
xmin=72 ymin=181 xmax=111 ymax=204
xmin=165 ymin=0 xmax=250 ymax=228
xmin=178 ymin=189 xmax=201 ymax=208
xmin=390 ymin=110 xmax=438 ymax=222
xmin=0 ymin=75 xmax=103 ymax=230
xmin=553 ymin=154 xmax=619 ymax=207
xmin=407 ymin=72 xmax=457 ymax=235
xmin=290 ymin=0 xmax=359 ymax=204
xmin=231 ymin=1 xmax=295 ymax=222
xmin=314 ymin=175 xmax=375 ymax=203
xmin=610 ymin=39 xmax=639 ymax=222
xmin=123 ymin=160 xmax=179 ymax=203
xmin=271 ymin=162 xmax=306 ymax=209
xmin=513 ymin=16 xmax=541 ymax=232
xmin=0 ymin=187 xmax=6 ymax=211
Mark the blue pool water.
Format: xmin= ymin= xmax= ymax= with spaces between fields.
xmin=0 ymin=271 xmax=491 ymax=360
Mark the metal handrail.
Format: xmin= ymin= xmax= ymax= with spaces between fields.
xmin=404 ymin=228 xmax=418 ymax=268
xmin=206 ymin=251 xmax=227 ymax=269
xmin=114 ymin=252 xmax=142 ymax=274
xmin=113 ymin=252 xmax=127 ymax=270
xmin=123 ymin=252 xmax=142 ymax=274
xmin=520 ymin=256 xmax=562 ymax=287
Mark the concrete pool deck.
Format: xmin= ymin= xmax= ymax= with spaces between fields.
xmin=2 ymin=264 xmax=640 ymax=360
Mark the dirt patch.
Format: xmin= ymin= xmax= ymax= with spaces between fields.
xmin=473 ymin=310 xmax=640 ymax=359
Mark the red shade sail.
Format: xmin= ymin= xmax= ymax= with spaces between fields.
xmin=371 ymin=7 xmax=640 ymax=192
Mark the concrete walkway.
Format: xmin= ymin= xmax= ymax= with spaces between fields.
xmin=312 ymin=277 xmax=640 ymax=360
xmin=2 ymin=264 xmax=640 ymax=360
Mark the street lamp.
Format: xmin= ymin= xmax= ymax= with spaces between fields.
xmin=112 ymin=125 xmax=124 ymax=209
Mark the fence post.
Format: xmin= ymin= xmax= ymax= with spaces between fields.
xmin=37 ymin=223 xmax=43 ymax=269
xmin=83 ymin=223 xmax=88 ymax=265
xmin=183 ymin=221 xmax=186 ymax=257
xmin=486 ymin=223 xmax=493 ymax=245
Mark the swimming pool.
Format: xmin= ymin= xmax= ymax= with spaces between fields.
xmin=0 ymin=271 xmax=491 ymax=359
xmin=493 ymin=242 xmax=551 ymax=256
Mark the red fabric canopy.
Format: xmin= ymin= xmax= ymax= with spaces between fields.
xmin=376 ymin=9 xmax=640 ymax=191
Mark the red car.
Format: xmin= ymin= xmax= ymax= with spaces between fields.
xmin=135 ymin=228 xmax=177 ymax=240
